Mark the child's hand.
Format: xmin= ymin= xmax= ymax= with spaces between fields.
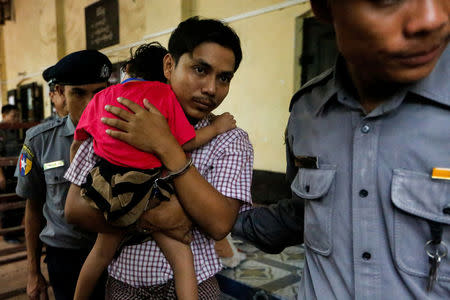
xmin=211 ymin=112 xmax=236 ymax=135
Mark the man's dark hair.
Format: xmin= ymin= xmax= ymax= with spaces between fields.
xmin=122 ymin=42 xmax=168 ymax=82
xmin=168 ymin=16 xmax=242 ymax=72
xmin=1 ymin=104 xmax=19 ymax=115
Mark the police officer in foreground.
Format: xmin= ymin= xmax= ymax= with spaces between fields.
xmin=16 ymin=50 xmax=111 ymax=300
xmin=234 ymin=0 xmax=449 ymax=299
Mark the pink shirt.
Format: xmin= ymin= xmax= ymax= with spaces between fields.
xmin=75 ymin=81 xmax=195 ymax=169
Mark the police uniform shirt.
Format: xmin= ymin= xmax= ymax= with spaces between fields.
xmin=41 ymin=114 xmax=59 ymax=124
xmin=287 ymin=46 xmax=450 ymax=299
xmin=15 ymin=116 xmax=96 ymax=249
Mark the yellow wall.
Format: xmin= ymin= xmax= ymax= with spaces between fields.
xmin=218 ymin=5 xmax=310 ymax=172
xmin=196 ymin=0 xmax=292 ymax=17
xmin=0 ymin=0 xmax=311 ymax=172
xmin=0 ymin=26 xmax=6 ymax=104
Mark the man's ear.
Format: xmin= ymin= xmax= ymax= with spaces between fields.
xmin=163 ymin=53 xmax=175 ymax=82
xmin=310 ymin=0 xmax=333 ymax=23
xmin=49 ymin=91 xmax=55 ymax=102
xmin=60 ymin=93 xmax=67 ymax=106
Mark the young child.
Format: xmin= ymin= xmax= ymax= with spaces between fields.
xmin=72 ymin=42 xmax=236 ymax=300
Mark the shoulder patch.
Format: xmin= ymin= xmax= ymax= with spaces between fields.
xmin=21 ymin=144 xmax=34 ymax=159
xmin=289 ymin=68 xmax=334 ymax=112
xmin=19 ymin=152 xmax=33 ymax=176
xmin=25 ymin=117 xmax=65 ymax=140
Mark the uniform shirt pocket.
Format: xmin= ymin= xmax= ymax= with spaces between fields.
xmin=44 ymin=167 xmax=69 ymax=211
xmin=291 ymin=164 xmax=336 ymax=256
xmin=391 ymin=168 xmax=450 ymax=282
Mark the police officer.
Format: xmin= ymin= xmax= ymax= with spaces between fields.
xmin=16 ymin=50 xmax=112 ymax=300
xmin=0 ymin=104 xmax=21 ymax=192
xmin=234 ymin=1 xmax=449 ymax=299
xmin=0 ymin=104 xmax=23 ymax=243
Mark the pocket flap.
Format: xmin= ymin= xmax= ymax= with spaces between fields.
xmin=44 ymin=168 xmax=68 ymax=184
xmin=291 ymin=165 xmax=336 ymax=199
xmin=391 ymin=168 xmax=450 ymax=225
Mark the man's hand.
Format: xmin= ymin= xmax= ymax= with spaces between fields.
xmin=232 ymin=198 xmax=304 ymax=254
xmin=102 ymin=97 xmax=187 ymax=171
xmin=27 ymin=272 xmax=48 ymax=300
xmin=211 ymin=112 xmax=236 ymax=135
xmin=138 ymin=194 xmax=193 ymax=244
xmin=102 ymin=98 xmax=172 ymax=153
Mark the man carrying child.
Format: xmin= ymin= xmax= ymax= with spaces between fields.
xmin=65 ymin=17 xmax=254 ymax=299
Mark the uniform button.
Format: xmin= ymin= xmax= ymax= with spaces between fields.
xmin=361 ymin=124 xmax=370 ymax=133
xmin=443 ymin=207 xmax=450 ymax=215
xmin=359 ymin=189 xmax=368 ymax=198
xmin=362 ymin=252 xmax=371 ymax=260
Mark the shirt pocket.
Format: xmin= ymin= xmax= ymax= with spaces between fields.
xmin=291 ymin=164 xmax=336 ymax=256
xmin=44 ymin=167 xmax=69 ymax=211
xmin=391 ymin=168 xmax=450 ymax=282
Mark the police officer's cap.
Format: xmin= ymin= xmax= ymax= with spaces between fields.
xmin=43 ymin=50 xmax=112 ymax=85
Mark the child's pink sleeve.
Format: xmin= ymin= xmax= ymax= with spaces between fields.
xmin=74 ymin=127 xmax=89 ymax=141
xmin=74 ymin=94 xmax=98 ymax=141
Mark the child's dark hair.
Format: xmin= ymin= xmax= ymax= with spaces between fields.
xmin=1 ymin=104 xmax=19 ymax=115
xmin=168 ymin=16 xmax=242 ymax=72
xmin=122 ymin=42 xmax=168 ymax=82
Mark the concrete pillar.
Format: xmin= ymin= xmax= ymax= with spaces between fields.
xmin=181 ymin=0 xmax=196 ymax=21
xmin=55 ymin=0 xmax=66 ymax=59
xmin=0 ymin=27 xmax=6 ymax=105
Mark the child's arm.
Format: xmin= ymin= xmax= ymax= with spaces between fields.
xmin=182 ymin=112 xmax=236 ymax=152
xmin=70 ymin=139 xmax=84 ymax=163
xmin=74 ymin=231 xmax=125 ymax=300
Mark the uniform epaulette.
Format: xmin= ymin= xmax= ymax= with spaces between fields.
xmin=289 ymin=68 xmax=334 ymax=112
xmin=26 ymin=116 xmax=66 ymax=140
